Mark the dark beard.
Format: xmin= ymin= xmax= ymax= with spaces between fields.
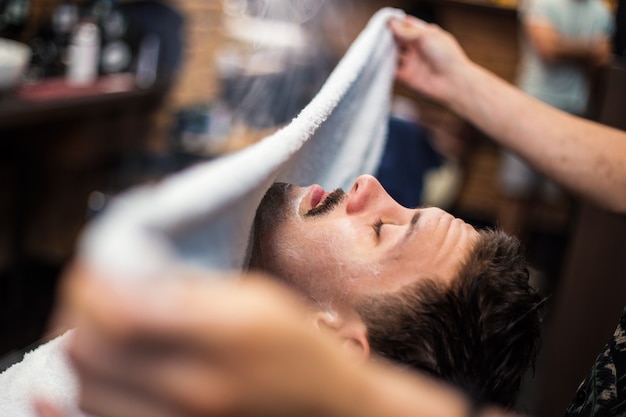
xmin=247 ymin=182 xmax=345 ymax=271
xmin=305 ymin=188 xmax=345 ymax=218
xmin=247 ymin=182 xmax=292 ymax=271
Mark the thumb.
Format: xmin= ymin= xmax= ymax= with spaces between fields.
xmin=388 ymin=15 xmax=428 ymax=40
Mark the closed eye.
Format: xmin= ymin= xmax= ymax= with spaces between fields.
xmin=373 ymin=219 xmax=383 ymax=237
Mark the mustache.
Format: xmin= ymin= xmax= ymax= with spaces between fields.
xmin=305 ymin=188 xmax=346 ymax=218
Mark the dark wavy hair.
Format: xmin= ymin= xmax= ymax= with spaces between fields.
xmin=353 ymin=229 xmax=543 ymax=409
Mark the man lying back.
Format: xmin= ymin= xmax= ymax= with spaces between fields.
xmin=248 ymin=174 xmax=542 ymax=408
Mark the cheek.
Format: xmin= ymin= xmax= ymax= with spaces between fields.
xmin=269 ymin=222 xmax=337 ymax=275
xmin=269 ymin=226 xmax=309 ymax=272
xmin=272 ymin=218 xmax=382 ymax=294
xmin=296 ymin=228 xmax=344 ymax=272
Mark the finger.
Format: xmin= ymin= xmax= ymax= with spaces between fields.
xmin=72 ymin=337 xmax=240 ymax=417
xmin=65 ymin=273 xmax=306 ymax=376
xmin=49 ymin=261 xmax=92 ymax=332
xmin=51 ymin=261 xmax=142 ymax=338
xmin=99 ymin=276 xmax=304 ymax=349
xmin=79 ymin=376 xmax=184 ymax=417
xmin=56 ymin=263 xmax=218 ymax=343
xmin=404 ymin=15 xmax=429 ymax=27
xmin=123 ymin=357 xmax=238 ymax=416
xmin=388 ymin=15 xmax=428 ymax=40
xmin=54 ymin=260 xmax=220 ymax=339
xmin=64 ymin=272 xmax=316 ymax=415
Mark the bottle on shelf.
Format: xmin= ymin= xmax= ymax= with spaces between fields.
xmin=66 ymin=19 xmax=100 ymax=85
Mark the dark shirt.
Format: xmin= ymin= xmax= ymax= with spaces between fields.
xmin=565 ymin=308 xmax=626 ymax=417
xmin=376 ymin=117 xmax=444 ymax=209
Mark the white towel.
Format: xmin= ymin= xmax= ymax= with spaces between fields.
xmin=0 ymin=7 xmax=404 ymax=416
xmin=0 ymin=333 xmax=78 ymax=417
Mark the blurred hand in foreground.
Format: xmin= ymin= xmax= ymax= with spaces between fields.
xmin=36 ymin=261 xmax=480 ymax=417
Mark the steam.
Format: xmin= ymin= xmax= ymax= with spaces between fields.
xmin=222 ymin=0 xmax=328 ymax=24
xmin=215 ymin=0 xmax=334 ymax=136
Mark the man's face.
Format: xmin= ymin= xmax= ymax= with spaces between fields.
xmin=252 ymin=175 xmax=479 ymax=308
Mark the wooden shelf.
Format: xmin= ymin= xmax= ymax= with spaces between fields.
xmin=440 ymin=0 xmax=518 ymax=13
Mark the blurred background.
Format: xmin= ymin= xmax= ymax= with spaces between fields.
xmin=0 ymin=1 xmax=624 ymax=417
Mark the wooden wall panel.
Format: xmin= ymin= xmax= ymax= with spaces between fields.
xmin=168 ymin=0 xmax=224 ymax=108
xmin=438 ymin=2 xmax=520 ymax=83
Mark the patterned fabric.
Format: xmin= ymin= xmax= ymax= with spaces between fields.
xmin=565 ymin=308 xmax=626 ymax=417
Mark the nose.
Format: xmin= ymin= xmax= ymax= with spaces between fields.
xmin=346 ymin=175 xmax=398 ymax=215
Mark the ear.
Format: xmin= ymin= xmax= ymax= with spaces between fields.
xmin=311 ymin=311 xmax=371 ymax=362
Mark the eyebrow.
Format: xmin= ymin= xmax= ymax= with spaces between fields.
xmin=390 ymin=211 xmax=420 ymax=252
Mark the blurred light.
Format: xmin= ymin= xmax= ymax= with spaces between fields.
xmin=88 ymin=191 xmax=108 ymax=213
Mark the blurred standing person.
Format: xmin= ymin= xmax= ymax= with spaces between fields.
xmin=498 ymin=0 xmax=615 ymax=240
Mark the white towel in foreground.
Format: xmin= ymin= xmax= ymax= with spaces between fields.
xmin=0 ymin=7 xmax=404 ymax=416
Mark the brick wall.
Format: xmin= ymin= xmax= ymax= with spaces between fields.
xmin=168 ymin=0 xmax=223 ymax=108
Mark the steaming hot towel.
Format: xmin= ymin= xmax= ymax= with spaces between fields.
xmin=0 ymin=7 xmax=404 ymax=416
